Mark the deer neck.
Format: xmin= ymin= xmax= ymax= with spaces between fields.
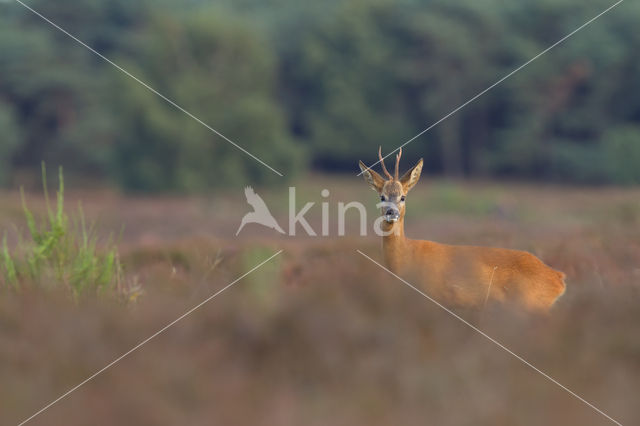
xmin=382 ymin=216 xmax=408 ymax=272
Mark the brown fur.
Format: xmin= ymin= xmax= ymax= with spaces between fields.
xmin=359 ymin=149 xmax=566 ymax=312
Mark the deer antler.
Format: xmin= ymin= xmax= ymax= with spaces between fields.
xmin=394 ymin=148 xmax=402 ymax=179
xmin=378 ymin=146 xmax=393 ymax=180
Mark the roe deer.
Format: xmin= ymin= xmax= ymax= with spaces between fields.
xmin=359 ymin=148 xmax=566 ymax=311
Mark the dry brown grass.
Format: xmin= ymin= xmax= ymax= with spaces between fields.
xmin=1 ymin=176 xmax=639 ymax=425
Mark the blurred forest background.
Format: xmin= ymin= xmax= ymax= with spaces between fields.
xmin=1 ymin=0 xmax=639 ymax=191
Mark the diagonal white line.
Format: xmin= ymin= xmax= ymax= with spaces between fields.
xmin=359 ymin=0 xmax=624 ymax=175
xmin=17 ymin=249 xmax=284 ymax=426
xmin=356 ymin=249 xmax=623 ymax=426
xmin=14 ymin=0 xmax=284 ymax=177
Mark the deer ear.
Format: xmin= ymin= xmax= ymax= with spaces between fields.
xmin=400 ymin=158 xmax=423 ymax=192
xmin=359 ymin=160 xmax=385 ymax=193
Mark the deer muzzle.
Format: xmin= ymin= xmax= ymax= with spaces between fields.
xmin=384 ymin=207 xmax=400 ymax=223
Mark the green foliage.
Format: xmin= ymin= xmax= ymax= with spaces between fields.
xmin=2 ymin=235 xmax=17 ymax=288
xmin=1 ymin=165 xmax=128 ymax=300
xmin=0 ymin=102 xmax=21 ymax=185
xmin=1 ymin=0 xmax=639 ymax=186
xmin=601 ymin=126 xmax=640 ymax=185
xmin=241 ymin=246 xmax=282 ymax=314
xmin=107 ymin=7 xmax=302 ymax=191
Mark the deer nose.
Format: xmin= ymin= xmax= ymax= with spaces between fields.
xmin=385 ymin=208 xmax=397 ymax=216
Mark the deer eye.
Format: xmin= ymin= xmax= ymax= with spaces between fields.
xmin=380 ymin=195 xmax=386 ymax=202
xmin=401 ymin=196 xmax=405 ymax=202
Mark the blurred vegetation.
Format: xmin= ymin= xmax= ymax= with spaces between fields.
xmin=0 ymin=165 xmax=136 ymax=301
xmin=1 ymin=0 xmax=639 ymax=190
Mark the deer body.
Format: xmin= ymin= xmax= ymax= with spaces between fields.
xmin=360 ymin=148 xmax=566 ymax=311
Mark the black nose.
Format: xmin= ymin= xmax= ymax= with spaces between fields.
xmin=385 ymin=209 xmax=396 ymax=216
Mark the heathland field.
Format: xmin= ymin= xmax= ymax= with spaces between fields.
xmin=1 ymin=175 xmax=639 ymax=425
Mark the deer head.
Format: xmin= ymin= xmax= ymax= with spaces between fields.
xmin=359 ymin=147 xmax=424 ymax=224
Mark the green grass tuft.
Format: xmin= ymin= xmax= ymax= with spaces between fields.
xmin=1 ymin=164 xmax=132 ymax=301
